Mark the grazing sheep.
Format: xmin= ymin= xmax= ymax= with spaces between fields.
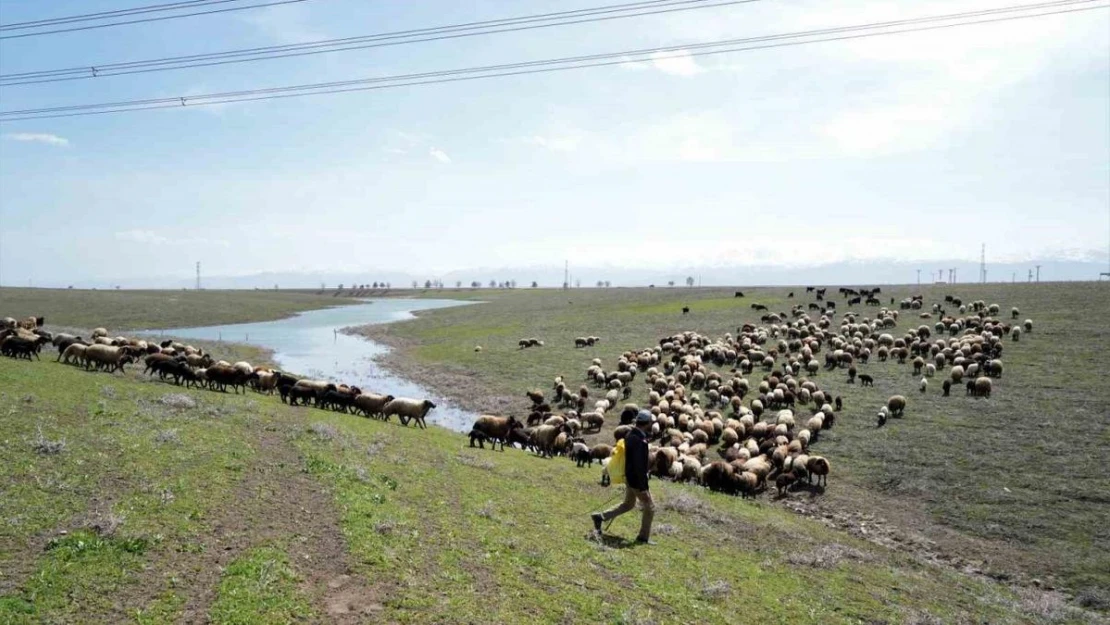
xmin=919 ymin=377 xmax=928 ymax=393
xmin=942 ymin=379 xmax=952 ymax=397
xmin=1023 ymin=319 xmax=1033 ymax=333
xmin=806 ymin=456 xmax=830 ymax=487
xmin=859 ymin=374 xmax=874 ymax=387
xmin=1011 ymin=327 xmax=1021 ymax=342
xmin=887 ymin=395 xmax=906 ymax=418
xmin=876 ymin=406 xmax=889 ymax=427
xmin=383 ymin=398 xmax=437 ymax=429
xmin=91 ymin=327 xmax=108 ymax=339
xmin=973 ymin=377 xmax=993 ymax=398
xmin=950 ymin=365 xmax=965 ymax=383
xmin=526 ymin=390 xmax=545 ymax=405
xmin=581 ymin=411 xmax=605 ymax=431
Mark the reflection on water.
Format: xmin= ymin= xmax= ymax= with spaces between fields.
xmin=153 ymin=299 xmax=478 ymax=432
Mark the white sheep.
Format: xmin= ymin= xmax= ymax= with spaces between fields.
xmin=382 ymin=397 xmax=437 ymax=429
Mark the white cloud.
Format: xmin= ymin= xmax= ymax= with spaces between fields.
xmin=115 ymin=229 xmax=229 ymax=248
xmin=649 ymin=50 xmax=704 ymax=76
xmin=522 ymin=135 xmax=582 ymax=153
xmin=4 ymin=133 xmax=69 ymax=147
xmin=429 ymin=147 xmax=452 ymax=163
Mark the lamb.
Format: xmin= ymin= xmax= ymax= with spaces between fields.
xmin=382 ymin=398 xmax=437 ymax=429
xmin=91 ymin=327 xmax=108 ymax=339
xmin=876 ymin=406 xmax=889 ymax=427
xmin=1023 ymin=319 xmax=1033 ymax=333
xmin=353 ymin=393 xmax=395 ymax=419
xmin=1011 ymin=327 xmax=1021 ymax=341
xmin=470 ymin=415 xmax=523 ymax=451
xmin=942 ymin=379 xmax=952 ymax=397
xmin=919 ymin=377 xmax=928 ymax=393
xmin=886 ymin=395 xmax=906 ymax=417
xmin=858 ymin=374 xmax=874 ymax=387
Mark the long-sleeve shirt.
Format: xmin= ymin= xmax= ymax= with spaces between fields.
xmin=624 ymin=427 xmax=650 ymax=490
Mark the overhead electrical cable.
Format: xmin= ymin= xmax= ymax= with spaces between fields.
xmin=0 ymin=0 xmax=311 ymax=40
xmin=0 ymin=0 xmax=253 ymax=30
xmin=0 ymin=0 xmax=754 ymax=85
xmin=1 ymin=1 xmax=1104 ymax=121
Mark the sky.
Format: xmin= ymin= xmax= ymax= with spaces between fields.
xmin=0 ymin=0 xmax=1108 ymax=287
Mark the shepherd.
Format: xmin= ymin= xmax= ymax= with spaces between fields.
xmin=591 ymin=410 xmax=655 ymax=544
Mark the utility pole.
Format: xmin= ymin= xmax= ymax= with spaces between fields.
xmin=1012 ymin=272 xmax=1015 ymax=284
xmin=195 ymin=261 xmax=201 ymax=290
xmin=563 ymin=260 xmax=568 ymax=290
xmin=916 ymin=269 xmax=921 ymax=285
xmin=1035 ymin=265 xmax=1041 ymax=283
xmin=1028 ymin=269 xmax=1033 ymax=283
xmin=980 ymin=244 xmax=986 ymax=283
xmin=953 ymin=267 xmax=957 ymax=284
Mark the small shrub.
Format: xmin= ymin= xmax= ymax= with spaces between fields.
xmin=373 ymin=520 xmax=396 ymax=535
xmin=1075 ymin=587 xmax=1109 ymax=610
xmin=456 ymin=454 xmax=495 ymax=471
xmin=31 ymin=426 xmax=66 ymax=455
xmin=660 ymin=491 xmax=707 ymax=515
xmin=700 ymin=578 xmax=731 ymax=601
xmin=308 ymin=422 xmax=340 ymax=441
xmin=154 ymin=429 xmax=180 ymax=445
xmin=785 ymin=543 xmax=871 ymax=568
xmin=159 ymin=394 xmax=196 ymax=410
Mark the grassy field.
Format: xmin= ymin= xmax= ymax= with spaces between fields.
xmin=354 ymin=283 xmax=1110 ymax=602
xmin=0 ymin=353 xmax=1097 ymax=624
xmin=0 ymin=287 xmax=350 ymax=330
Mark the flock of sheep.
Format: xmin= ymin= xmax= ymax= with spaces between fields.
xmin=3 ymin=288 xmax=1033 ymax=501
xmin=466 ymin=289 xmax=1033 ymax=500
xmin=0 ymin=316 xmax=438 ymax=429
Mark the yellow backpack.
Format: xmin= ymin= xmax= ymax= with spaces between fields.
xmin=608 ymin=439 xmax=626 ymax=485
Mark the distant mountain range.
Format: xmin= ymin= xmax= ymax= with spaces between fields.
xmin=33 ymin=256 xmax=1110 ymax=290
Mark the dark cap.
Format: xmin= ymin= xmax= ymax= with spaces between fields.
xmin=635 ymin=410 xmax=653 ymax=425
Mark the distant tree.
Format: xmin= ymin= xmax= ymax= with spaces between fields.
xmin=372 ymin=282 xmax=378 ymax=288
xmin=424 ymin=279 xmax=432 ymax=289
xmin=456 ymin=281 xmax=462 ymax=288
xmin=386 ymin=282 xmax=391 ymax=289
xmin=604 ymin=280 xmax=611 ymax=288
xmin=668 ymin=281 xmax=675 ymax=287
xmin=412 ymin=280 xmax=418 ymax=289
xmin=686 ymin=276 xmax=695 ymax=287
xmin=471 ymin=281 xmax=480 ymax=288
xmin=67 ymin=285 xmax=73 ymax=289
xmin=489 ymin=279 xmax=497 ymax=288
xmin=338 ymin=284 xmax=344 ymax=291
xmin=596 ymin=280 xmax=603 ymax=288
xmin=531 ymin=281 xmax=538 ymax=288
xmin=510 ymin=280 xmax=517 ymax=288
xmin=321 ymin=282 xmax=327 ymax=290
xmin=274 ymin=284 xmax=279 ymax=290
xmin=575 ymin=279 xmax=581 ymax=288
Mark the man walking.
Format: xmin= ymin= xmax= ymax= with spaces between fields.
xmin=592 ymin=410 xmax=655 ymax=544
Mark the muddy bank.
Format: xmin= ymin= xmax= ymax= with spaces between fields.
xmin=344 ymin=320 xmax=518 ymax=419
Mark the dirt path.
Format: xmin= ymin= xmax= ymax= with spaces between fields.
xmin=163 ymin=425 xmax=382 ymax=623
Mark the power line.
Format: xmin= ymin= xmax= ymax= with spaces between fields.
xmin=1 ymin=1 xmax=1104 ymax=121
xmin=0 ymin=0 xmax=250 ymax=30
xmin=0 ymin=0 xmax=755 ymax=85
xmin=0 ymin=0 xmax=311 ymax=40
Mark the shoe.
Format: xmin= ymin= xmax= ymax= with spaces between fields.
xmin=634 ymin=537 xmax=655 ymax=545
xmin=591 ymin=514 xmax=603 ymax=532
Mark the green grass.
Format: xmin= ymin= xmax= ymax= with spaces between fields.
xmin=357 ymin=283 xmax=1110 ymax=597
xmin=1 ymin=285 xmax=1107 ymax=622
xmin=0 ymin=287 xmax=349 ymax=330
xmin=208 ymin=546 xmax=313 ymax=625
